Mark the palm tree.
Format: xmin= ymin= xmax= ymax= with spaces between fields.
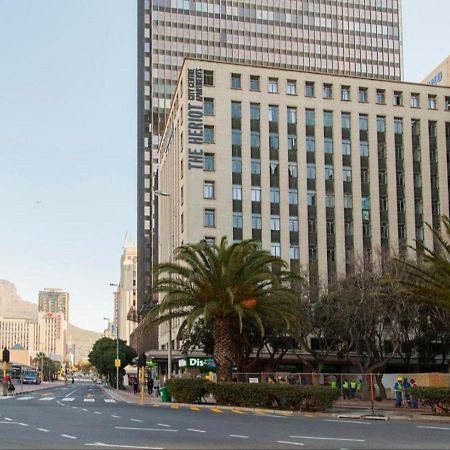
xmin=149 ymin=237 xmax=302 ymax=381
xmin=399 ymin=215 xmax=450 ymax=311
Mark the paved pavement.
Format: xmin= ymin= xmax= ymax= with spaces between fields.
xmin=1 ymin=382 xmax=450 ymax=449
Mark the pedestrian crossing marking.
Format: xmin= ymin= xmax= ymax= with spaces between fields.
xmin=84 ymin=398 xmax=95 ymax=402
xmin=40 ymin=397 xmax=55 ymax=401
xmin=62 ymin=398 xmax=75 ymax=402
xmin=104 ymin=399 xmax=116 ymax=403
xmin=17 ymin=397 xmax=35 ymax=401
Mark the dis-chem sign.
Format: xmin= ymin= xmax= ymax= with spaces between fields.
xmin=179 ymin=356 xmax=216 ymax=372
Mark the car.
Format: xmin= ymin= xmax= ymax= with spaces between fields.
xmin=96 ymin=379 xmax=103 ymax=385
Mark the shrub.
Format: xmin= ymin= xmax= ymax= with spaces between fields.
xmin=165 ymin=378 xmax=208 ymax=403
xmin=411 ymin=387 xmax=450 ymax=415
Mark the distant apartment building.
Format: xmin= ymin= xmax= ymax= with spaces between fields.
xmin=38 ymin=288 xmax=69 ymax=321
xmin=422 ymin=55 xmax=450 ymax=88
xmin=136 ymin=0 xmax=405 ymax=331
xmin=112 ymin=245 xmax=138 ymax=344
xmin=157 ymin=59 xmax=450 ymax=351
xmin=0 ymin=317 xmax=37 ymax=352
xmin=37 ymin=311 xmax=67 ymax=362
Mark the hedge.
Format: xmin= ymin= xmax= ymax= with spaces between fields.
xmin=165 ymin=379 xmax=338 ymax=412
xmin=165 ymin=378 xmax=209 ymax=404
xmin=411 ymin=387 xmax=450 ymax=415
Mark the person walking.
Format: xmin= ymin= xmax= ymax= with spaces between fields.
xmin=410 ymin=379 xmax=418 ymax=408
xmin=133 ymin=377 xmax=139 ymax=395
xmin=147 ymin=376 xmax=154 ymax=396
xmin=342 ymin=379 xmax=349 ymax=399
xmin=349 ymin=380 xmax=357 ymax=399
xmin=394 ymin=377 xmax=403 ymax=407
xmin=153 ymin=377 xmax=160 ymax=396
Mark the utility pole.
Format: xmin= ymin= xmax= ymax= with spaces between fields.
xmin=109 ymin=283 xmax=120 ymax=390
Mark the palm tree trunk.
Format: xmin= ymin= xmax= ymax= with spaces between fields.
xmin=213 ymin=316 xmax=235 ymax=382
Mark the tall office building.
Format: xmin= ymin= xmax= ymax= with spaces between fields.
xmin=38 ymin=288 xmax=69 ymax=322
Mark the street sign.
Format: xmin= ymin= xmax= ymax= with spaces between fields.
xmin=114 ymin=359 xmax=121 ymax=368
xmin=178 ymin=357 xmax=216 ymax=371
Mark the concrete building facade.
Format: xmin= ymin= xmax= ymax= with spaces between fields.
xmin=137 ymin=0 xmax=405 ymax=330
xmin=422 ymin=55 xmax=450 ymax=88
xmin=0 ymin=317 xmax=37 ymax=352
xmin=157 ymin=59 xmax=450 ymax=350
xmin=37 ymin=311 xmax=67 ymax=362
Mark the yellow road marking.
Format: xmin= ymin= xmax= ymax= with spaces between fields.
xmin=190 ymin=406 xmax=200 ymax=411
xmin=41 ymin=392 xmax=53 ymax=396
xmin=255 ymin=412 xmax=266 ymax=416
xmin=303 ymin=413 xmax=314 ymax=418
xmin=211 ymin=408 xmax=223 ymax=414
xmin=232 ymin=409 xmax=246 ymax=414
xmin=152 ymin=403 xmax=160 ymax=407
xmin=170 ymin=404 xmax=179 ymax=409
xmin=277 ymin=411 xmax=293 ymax=416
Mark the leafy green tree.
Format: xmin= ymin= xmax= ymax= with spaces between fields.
xmin=400 ymin=215 xmax=450 ymax=311
xmin=33 ymin=353 xmax=60 ymax=381
xmin=150 ymin=237 xmax=302 ymax=381
xmin=88 ymin=337 xmax=136 ymax=387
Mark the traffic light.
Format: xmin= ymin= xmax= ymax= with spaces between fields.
xmin=138 ymin=352 xmax=147 ymax=367
xmin=2 ymin=348 xmax=9 ymax=364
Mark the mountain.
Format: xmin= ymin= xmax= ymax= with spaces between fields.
xmin=0 ymin=279 xmax=101 ymax=360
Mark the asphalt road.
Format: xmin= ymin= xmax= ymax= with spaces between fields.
xmin=0 ymin=383 xmax=449 ymax=449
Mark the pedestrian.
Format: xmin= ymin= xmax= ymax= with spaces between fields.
xmin=342 ymin=379 xmax=349 ymax=399
xmin=402 ymin=377 xmax=411 ymax=407
xmin=147 ymin=376 xmax=154 ymax=396
xmin=349 ymin=380 xmax=357 ymax=399
xmin=410 ymin=379 xmax=418 ymax=409
xmin=133 ymin=377 xmax=139 ymax=395
xmin=154 ymin=377 xmax=160 ymax=396
xmin=394 ymin=376 xmax=403 ymax=407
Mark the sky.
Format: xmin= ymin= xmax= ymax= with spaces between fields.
xmin=0 ymin=0 xmax=449 ymax=333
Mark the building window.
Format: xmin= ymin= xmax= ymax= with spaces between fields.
xmin=380 ymin=197 xmax=388 ymax=212
xmin=343 ymin=166 xmax=352 ymax=182
xmin=270 ymin=244 xmax=281 ymax=257
xmin=251 ymin=187 xmax=261 ymax=202
xmin=287 ymin=107 xmax=297 ymax=124
xmin=305 ymin=81 xmax=315 ymax=97
xmin=252 ymin=214 xmax=262 ymax=229
xmin=270 ymin=215 xmax=280 ymax=231
xmin=250 ymin=103 xmax=260 ymax=120
xmin=251 ymin=160 xmax=261 ymax=174
xmin=204 ymin=125 xmax=214 ymax=143
xmin=327 ymin=220 xmax=335 ymax=235
xmin=289 ymin=217 xmax=299 ymax=232
xmin=268 ymin=105 xmax=279 ymax=122
xmin=445 ymin=96 xmax=450 ymax=111
xmin=204 ymin=209 xmax=215 ymax=227
xmin=377 ymin=116 xmax=386 ymax=133
xmin=250 ymin=75 xmax=260 ymax=91
xmin=397 ymin=198 xmax=405 ymax=213
xmin=342 ymin=140 xmax=351 ymax=155
xmin=345 ymin=221 xmax=353 ymax=236
xmin=326 ymin=194 xmax=335 ymax=208
xmin=287 ymin=80 xmax=297 ymax=95
xmin=204 ymin=153 xmax=215 ymax=171
xmin=410 ymin=93 xmax=420 ymax=108
xmin=204 ymin=237 xmax=216 ymax=246
xmin=341 ymin=113 xmax=351 ymax=130
xmin=306 ymin=137 xmax=315 ymax=152
xmin=327 ymin=247 xmax=336 ymax=262
xmin=393 ymin=91 xmax=403 ymax=106
xmin=269 ymin=133 xmax=279 ymax=150
xmin=379 ymin=171 xmax=387 ymax=185
xmin=268 ymin=78 xmax=278 ymax=93
xmin=204 ymin=70 xmax=214 ymax=86
xmin=270 ymin=187 xmax=280 ymax=203
xmin=308 ymin=219 xmax=316 ymax=234
xmin=323 ymin=83 xmax=333 ymax=99
xmin=324 ymin=138 xmax=333 ymax=154
xmin=204 ymin=98 xmax=214 ymax=115
xmin=288 ymin=163 xmax=298 ymax=178
xmin=341 ymin=85 xmax=351 ymax=101
xmin=232 ymin=185 xmax=242 ymax=200
xmin=307 ymin=164 xmax=316 ymax=179
xmin=361 ymin=196 xmax=371 ymax=210
xmin=376 ymin=89 xmax=385 ymax=104
xmin=361 ymin=168 xmax=369 ymax=184
xmin=231 ymin=101 xmax=241 ymax=119
xmin=309 ymin=245 xmax=317 ymax=261
xmin=232 ymin=158 xmax=242 ymax=173
xmin=324 ymin=111 xmax=333 ymax=128
xmin=233 ymin=213 xmax=243 ymax=228
xmin=307 ymin=191 xmax=316 ymax=206
xmin=288 ymin=189 xmax=298 ymax=205
xmin=290 ymin=245 xmax=300 ymax=260
xmin=358 ymin=87 xmax=368 ymax=103
xmin=394 ymin=118 xmax=403 ymax=134
xmin=324 ymin=165 xmax=334 ymax=181
xmin=359 ymin=115 xmax=368 ymax=131
xmin=428 ymin=95 xmax=437 ymax=109
xmin=305 ymin=109 xmax=315 ymax=126
xmin=231 ymin=73 xmax=241 ymax=89
xmin=398 ymin=224 xmax=406 ymax=240
xmin=360 ymin=142 xmax=369 ymax=156
xmin=363 ymin=223 xmax=371 ymax=237
xmin=344 ymin=194 xmax=353 ymax=208
xmin=203 ymin=181 xmax=215 ymax=199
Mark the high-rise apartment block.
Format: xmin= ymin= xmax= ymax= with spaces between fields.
xmin=38 ymin=288 xmax=69 ymax=321
xmin=0 ymin=317 xmax=37 ymax=352
xmin=137 ymin=0 xmax=404 ymax=326
xmin=157 ymin=59 xmax=450 ymax=350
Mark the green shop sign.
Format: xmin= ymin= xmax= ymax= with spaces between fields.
xmin=179 ymin=357 xmax=216 ymax=372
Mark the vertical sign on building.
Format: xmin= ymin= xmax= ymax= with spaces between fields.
xmin=187 ymin=68 xmax=204 ymax=169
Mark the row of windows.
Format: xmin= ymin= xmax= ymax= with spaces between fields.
xmin=202 ymin=70 xmax=449 ymax=111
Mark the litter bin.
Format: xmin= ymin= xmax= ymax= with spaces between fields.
xmin=160 ymin=386 xmax=171 ymax=402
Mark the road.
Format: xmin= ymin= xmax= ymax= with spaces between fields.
xmin=0 ymin=383 xmax=449 ymax=449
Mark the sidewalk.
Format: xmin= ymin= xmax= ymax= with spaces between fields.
xmin=102 ymin=385 xmax=163 ymax=405
xmin=2 ymin=381 xmax=65 ymax=396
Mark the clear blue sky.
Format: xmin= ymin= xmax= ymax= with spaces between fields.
xmin=0 ymin=0 xmax=448 ymax=332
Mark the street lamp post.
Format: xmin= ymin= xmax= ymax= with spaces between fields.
xmin=155 ymin=190 xmax=173 ymax=379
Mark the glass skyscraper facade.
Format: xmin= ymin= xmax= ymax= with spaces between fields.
xmin=137 ymin=0 xmax=403 ymax=329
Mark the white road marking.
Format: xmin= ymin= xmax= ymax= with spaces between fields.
xmin=62 ymin=398 xmax=75 ymax=402
xmin=418 ymin=426 xmax=450 ymax=431
xmin=229 ymin=434 xmax=248 ymax=439
xmin=277 ymin=441 xmax=304 ymax=446
xmin=115 ymin=427 xmax=178 ymax=432
xmin=82 ymin=408 xmax=88 ymax=412
xmin=4 ymin=418 xmax=12 ymax=421
xmin=84 ymin=398 xmax=95 ymax=402
xmin=157 ymin=423 xmax=171 ymax=427
xmin=187 ymin=428 xmax=206 ymax=433
xmin=61 ymin=434 xmax=77 ymax=439
xmin=130 ymin=419 xmax=143 ymax=422
xmin=324 ymin=419 xmax=370 ymax=425
xmin=104 ymin=399 xmax=116 ymax=403
xmin=256 ymin=414 xmax=287 ymax=419
xmin=65 ymin=388 xmax=80 ymax=398
xmin=17 ymin=397 xmax=34 ymax=401
xmin=72 ymin=406 xmax=78 ymax=409
xmin=85 ymin=443 xmax=162 ymax=450
xmin=39 ymin=397 xmax=55 ymax=401
xmin=16 ymin=423 xmax=29 ymax=427
xmin=111 ymin=415 xmax=121 ymax=419
xmin=37 ymin=428 xmax=49 ymax=432
xmin=290 ymin=435 xmax=365 ymax=442
xmin=94 ymin=412 xmax=103 ymax=415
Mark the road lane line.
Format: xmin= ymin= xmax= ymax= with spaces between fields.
xmin=229 ymin=434 xmax=248 ymax=439
xmin=418 ymin=426 xmax=450 ymax=431
xmin=324 ymin=419 xmax=370 ymax=425
xmin=115 ymin=427 xmax=178 ymax=432
xmin=277 ymin=441 xmax=304 ymax=446
xmin=65 ymin=388 xmax=80 ymax=398
xmin=85 ymin=443 xmax=162 ymax=449
xmin=290 ymin=435 xmax=365 ymax=442
xmin=61 ymin=434 xmax=77 ymax=439
xmin=4 ymin=418 xmax=12 ymax=421
xmin=111 ymin=415 xmax=121 ymax=419
xmin=16 ymin=423 xmax=29 ymax=427
xmin=157 ymin=423 xmax=171 ymax=427
xmin=94 ymin=412 xmax=103 ymax=415
xmin=37 ymin=428 xmax=49 ymax=432
xmin=187 ymin=428 xmax=206 ymax=433
xmin=130 ymin=419 xmax=143 ymax=422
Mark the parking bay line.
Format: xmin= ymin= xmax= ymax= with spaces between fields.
xmin=290 ymin=435 xmax=365 ymax=442
xmin=115 ymin=427 xmax=178 ymax=432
